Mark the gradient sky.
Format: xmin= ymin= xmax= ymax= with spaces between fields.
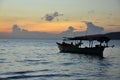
xmin=0 ymin=0 xmax=120 ymax=33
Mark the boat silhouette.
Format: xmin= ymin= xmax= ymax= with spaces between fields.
xmin=56 ymin=34 xmax=111 ymax=57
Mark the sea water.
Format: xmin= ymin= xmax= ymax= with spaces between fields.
xmin=0 ymin=39 xmax=120 ymax=80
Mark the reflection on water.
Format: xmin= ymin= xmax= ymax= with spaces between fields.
xmin=0 ymin=39 xmax=120 ymax=80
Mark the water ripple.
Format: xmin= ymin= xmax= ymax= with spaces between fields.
xmin=0 ymin=39 xmax=119 ymax=80
xmin=0 ymin=74 xmax=72 ymax=80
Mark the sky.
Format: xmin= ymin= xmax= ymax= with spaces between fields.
xmin=0 ymin=0 xmax=120 ymax=33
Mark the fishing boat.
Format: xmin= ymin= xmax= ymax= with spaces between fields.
xmin=56 ymin=35 xmax=111 ymax=57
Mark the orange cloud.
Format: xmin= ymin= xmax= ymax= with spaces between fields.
xmin=0 ymin=18 xmax=86 ymax=33
xmin=27 ymin=21 xmax=86 ymax=33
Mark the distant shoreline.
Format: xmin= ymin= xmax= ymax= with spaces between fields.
xmin=0 ymin=31 xmax=120 ymax=40
xmin=105 ymin=32 xmax=120 ymax=40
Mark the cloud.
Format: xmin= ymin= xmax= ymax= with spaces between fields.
xmin=66 ymin=26 xmax=75 ymax=32
xmin=58 ymin=22 xmax=105 ymax=38
xmin=61 ymin=26 xmax=75 ymax=33
xmin=12 ymin=24 xmax=28 ymax=34
xmin=45 ymin=14 xmax=54 ymax=21
xmin=11 ymin=24 xmax=56 ymax=39
xmin=1 ymin=22 xmax=105 ymax=39
xmin=12 ymin=24 xmax=21 ymax=33
xmin=85 ymin=22 xmax=104 ymax=35
xmin=107 ymin=24 xmax=120 ymax=27
xmin=42 ymin=12 xmax=63 ymax=22
xmin=59 ymin=26 xmax=76 ymax=37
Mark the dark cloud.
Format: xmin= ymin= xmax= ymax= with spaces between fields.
xmin=59 ymin=26 xmax=76 ymax=37
xmin=67 ymin=26 xmax=75 ymax=32
xmin=45 ymin=14 xmax=54 ymax=21
xmin=11 ymin=24 xmax=56 ymax=39
xmin=42 ymin=12 xmax=63 ymax=22
xmin=12 ymin=24 xmax=28 ymax=34
xmin=85 ymin=22 xmax=104 ymax=35
xmin=12 ymin=24 xmax=21 ymax=33
xmin=61 ymin=26 xmax=75 ymax=33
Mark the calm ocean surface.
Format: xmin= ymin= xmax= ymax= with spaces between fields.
xmin=0 ymin=39 xmax=120 ymax=80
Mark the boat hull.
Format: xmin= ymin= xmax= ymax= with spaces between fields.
xmin=57 ymin=43 xmax=105 ymax=57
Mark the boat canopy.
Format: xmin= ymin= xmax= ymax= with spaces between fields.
xmin=63 ymin=34 xmax=110 ymax=43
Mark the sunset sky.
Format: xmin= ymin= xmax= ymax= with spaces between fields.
xmin=0 ymin=0 xmax=120 ymax=33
